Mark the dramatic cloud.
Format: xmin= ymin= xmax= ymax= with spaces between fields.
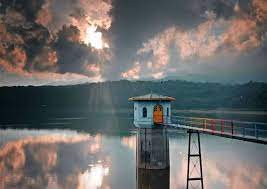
xmin=36 ymin=0 xmax=112 ymax=47
xmin=31 ymin=46 xmax=58 ymax=72
xmin=253 ymin=0 xmax=267 ymax=23
xmin=122 ymin=0 xmax=267 ymax=80
xmin=0 ymin=0 xmax=267 ymax=85
xmin=121 ymin=62 xmax=141 ymax=80
xmin=0 ymin=0 xmax=113 ymax=85
xmin=0 ymin=47 xmax=27 ymax=71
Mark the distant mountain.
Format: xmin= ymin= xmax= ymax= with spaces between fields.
xmin=0 ymin=80 xmax=266 ymax=110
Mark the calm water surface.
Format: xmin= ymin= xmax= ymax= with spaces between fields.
xmin=0 ymin=115 xmax=267 ymax=189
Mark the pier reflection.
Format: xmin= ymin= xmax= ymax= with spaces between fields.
xmin=137 ymin=168 xmax=169 ymax=189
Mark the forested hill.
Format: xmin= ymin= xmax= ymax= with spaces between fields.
xmin=0 ymin=80 xmax=267 ymax=110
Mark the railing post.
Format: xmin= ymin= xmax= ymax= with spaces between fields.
xmin=231 ymin=121 xmax=234 ymax=136
xmin=214 ymin=120 xmax=216 ymax=133
xmin=243 ymin=127 xmax=245 ymax=137
xmin=204 ymin=119 xmax=207 ymax=130
xmin=221 ymin=120 xmax=224 ymax=134
xmin=255 ymin=124 xmax=258 ymax=140
xmin=211 ymin=120 xmax=213 ymax=132
xmin=212 ymin=120 xmax=215 ymax=134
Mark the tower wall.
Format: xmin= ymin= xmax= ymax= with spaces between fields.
xmin=137 ymin=128 xmax=169 ymax=169
xmin=137 ymin=168 xmax=169 ymax=189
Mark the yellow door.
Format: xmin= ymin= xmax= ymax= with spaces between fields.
xmin=153 ymin=105 xmax=163 ymax=124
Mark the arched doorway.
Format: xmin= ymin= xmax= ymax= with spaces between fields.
xmin=153 ymin=105 xmax=163 ymax=124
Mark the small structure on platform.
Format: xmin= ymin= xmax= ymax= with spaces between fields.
xmin=129 ymin=93 xmax=175 ymax=170
xmin=129 ymin=93 xmax=175 ymax=127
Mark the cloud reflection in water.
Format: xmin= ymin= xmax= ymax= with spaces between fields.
xmin=0 ymin=132 xmax=110 ymax=189
xmin=78 ymin=164 xmax=109 ymax=189
xmin=0 ymin=131 xmax=267 ymax=189
xmin=120 ymin=134 xmax=267 ymax=189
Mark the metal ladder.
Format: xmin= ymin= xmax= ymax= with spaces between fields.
xmin=186 ymin=130 xmax=204 ymax=189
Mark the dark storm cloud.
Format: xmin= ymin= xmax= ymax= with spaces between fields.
xmin=108 ymin=0 xmax=244 ymax=79
xmin=0 ymin=0 xmax=266 ymax=85
xmin=120 ymin=0 xmax=267 ymax=82
xmin=0 ymin=0 xmax=44 ymax=22
xmin=0 ymin=0 xmax=112 ymax=85
xmin=35 ymin=0 xmax=112 ymax=34
xmin=55 ymin=25 xmax=108 ymax=76
xmin=110 ymin=0 xmax=211 ymax=75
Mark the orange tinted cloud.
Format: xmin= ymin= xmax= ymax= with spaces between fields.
xmin=31 ymin=47 xmax=58 ymax=71
xmin=253 ymin=0 xmax=267 ymax=23
xmin=85 ymin=64 xmax=101 ymax=73
xmin=35 ymin=0 xmax=53 ymax=27
xmin=137 ymin=27 xmax=175 ymax=66
xmin=121 ymin=62 xmax=141 ymax=80
xmin=139 ymin=18 xmax=261 ymax=61
xmin=220 ymin=18 xmax=260 ymax=52
xmin=122 ymin=2 xmax=266 ymax=80
xmin=84 ymin=64 xmax=103 ymax=82
xmin=0 ymin=23 xmax=24 ymax=47
xmin=36 ymin=0 xmax=112 ymax=47
xmin=0 ymin=57 xmax=92 ymax=84
xmin=11 ymin=47 xmax=27 ymax=69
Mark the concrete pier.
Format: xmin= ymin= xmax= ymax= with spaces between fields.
xmin=136 ymin=127 xmax=169 ymax=169
xmin=137 ymin=168 xmax=169 ymax=189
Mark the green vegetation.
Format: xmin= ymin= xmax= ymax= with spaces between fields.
xmin=0 ymin=80 xmax=266 ymax=110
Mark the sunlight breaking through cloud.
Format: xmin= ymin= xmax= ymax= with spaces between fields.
xmin=84 ymin=25 xmax=109 ymax=50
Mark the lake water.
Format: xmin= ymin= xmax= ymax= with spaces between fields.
xmin=0 ymin=114 xmax=267 ymax=189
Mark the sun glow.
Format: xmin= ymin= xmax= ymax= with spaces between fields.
xmin=78 ymin=164 xmax=109 ymax=189
xmin=84 ymin=25 xmax=109 ymax=49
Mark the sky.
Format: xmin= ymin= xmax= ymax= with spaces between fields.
xmin=0 ymin=0 xmax=266 ymax=86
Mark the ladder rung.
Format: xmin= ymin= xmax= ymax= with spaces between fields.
xmin=188 ymin=177 xmax=202 ymax=181
xmin=189 ymin=154 xmax=200 ymax=157
xmin=187 ymin=130 xmax=199 ymax=133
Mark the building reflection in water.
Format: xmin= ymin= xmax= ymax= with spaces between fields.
xmin=122 ymin=135 xmax=170 ymax=189
xmin=137 ymin=168 xmax=169 ymax=189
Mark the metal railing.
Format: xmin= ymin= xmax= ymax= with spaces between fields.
xmin=164 ymin=115 xmax=267 ymax=143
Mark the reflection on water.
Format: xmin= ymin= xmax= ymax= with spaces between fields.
xmin=78 ymin=164 xmax=109 ymax=189
xmin=0 ymin=127 xmax=267 ymax=189
xmin=169 ymin=131 xmax=267 ymax=189
xmin=137 ymin=169 xmax=169 ymax=189
xmin=121 ymin=135 xmax=136 ymax=150
xmin=0 ymin=130 xmax=109 ymax=189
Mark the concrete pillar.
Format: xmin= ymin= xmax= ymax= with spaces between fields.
xmin=137 ymin=168 xmax=169 ymax=189
xmin=136 ymin=127 xmax=169 ymax=169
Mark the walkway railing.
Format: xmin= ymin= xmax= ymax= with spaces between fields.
xmin=164 ymin=115 xmax=267 ymax=144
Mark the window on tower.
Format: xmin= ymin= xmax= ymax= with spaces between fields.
xmin=143 ymin=107 xmax=147 ymax=118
